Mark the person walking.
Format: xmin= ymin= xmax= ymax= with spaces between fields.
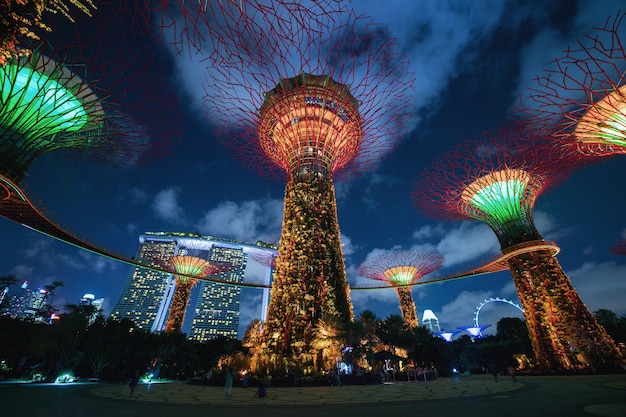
xmin=488 ymin=363 xmax=499 ymax=382
xmin=224 ymin=368 xmax=234 ymax=396
xmin=128 ymin=370 xmax=140 ymax=398
xmin=507 ymin=365 xmax=517 ymax=383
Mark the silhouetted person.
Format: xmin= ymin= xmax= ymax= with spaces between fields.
xmin=224 ymin=368 xmax=234 ymax=396
xmin=488 ymin=363 xmax=499 ymax=382
xmin=253 ymin=381 xmax=267 ymax=398
xmin=507 ymin=365 xmax=516 ymax=383
xmin=128 ymin=370 xmax=140 ymax=397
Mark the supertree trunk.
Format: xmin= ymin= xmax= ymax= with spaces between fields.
xmin=164 ymin=279 xmax=196 ymax=333
xmin=261 ymin=172 xmax=353 ymax=370
xmin=395 ymin=286 xmax=418 ymax=328
xmin=506 ymin=249 xmax=624 ymax=372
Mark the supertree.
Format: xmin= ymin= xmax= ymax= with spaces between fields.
xmin=0 ymin=1 xmax=181 ymax=184
xmin=516 ymin=10 xmax=626 ymax=161
xmin=412 ymin=126 xmax=626 ymax=372
xmin=204 ymin=9 xmax=415 ymax=371
xmin=357 ymin=249 xmax=444 ymax=328
xmin=163 ymin=246 xmax=232 ymax=333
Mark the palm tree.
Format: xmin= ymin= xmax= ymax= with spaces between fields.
xmin=311 ymin=314 xmax=344 ymax=372
xmin=342 ymin=320 xmax=368 ymax=372
xmin=358 ymin=310 xmax=380 ymax=346
xmin=35 ymin=281 xmax=64 ymax=322
xmin=378 ymin=314 xmax=409 ymax=355
xmin=0 ymin=274 xmax=18 ymax=289
xmin=43 ymin=281 xmax=64 ymax=309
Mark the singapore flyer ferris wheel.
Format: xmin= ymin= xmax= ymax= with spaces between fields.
xmin=474 ymin=297 xmax=524 ymax=328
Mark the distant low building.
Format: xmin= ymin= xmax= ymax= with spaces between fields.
xmin=421 ymin=309 xmax=441 ymax=333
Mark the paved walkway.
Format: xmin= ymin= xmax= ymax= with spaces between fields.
xmin=3 ymin=374 xmax=626 ymax=416
xmin=91 ymin=374 xmax=525 ymax=406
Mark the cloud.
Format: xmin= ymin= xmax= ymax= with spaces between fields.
xmin=56 ymin=254 xmax=86 ymax=270
xmin=117 ymin=187 xmax=148 ymax=206
xmin=238 ymin=290 xmax=264 ymax=336
xmin=333 ymin=181 xmax=352 ymax=202
xmin=350 ymin=285 xmax=400 ymax=320
xmin=568 ymin=261 xmax=626 ymax=317
xmin=358 ymin=173 xmax=400 ymax=211
xmin=23 ymin=238 xmax=53 ymax=259
xmin=77 ymin=251 xmax=120 ymax=274
xmin=126 ymin=223 xmax=139 ymax=235
xmin=195 ymin=199 xmax=283 ymax=242
xmin=412 ymin=223 xmax=446 ymax=241
xmin=351 ymin=0 xmax=512 ymax=118
xmin=433 ymin=222 xmax=500 ymax=269
xmin=436 ymin=289 xmax=495 ymax=332
xmin=8 ymin=265 xmax=33 ymax=281
xmin=341 ymin=234 xmax=356 ymax=257
xmin=514 ymin=0 xmax=623 ymax=109
xmin=152 ymin=187 xmax=186 ymax=224
xmin=243 ymin=259 xmax=271 ymax=286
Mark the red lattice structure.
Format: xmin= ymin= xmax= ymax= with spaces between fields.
xmin=610 ymin=240 xmax=626 ymax=256
xmin=515 ymin=10 xmax=626 ymax=162
xmin=144 ymin=0 xmax=347 ymax=60
xmin=358 ymin=249 xmax=444 ymax=328
xmin=412 ymin=126 xmax=625 ymax=372
xmin=0 ymin=2 xmax=183 ymax=279
xmin=203 ymin=9 xmax=415 ymax=371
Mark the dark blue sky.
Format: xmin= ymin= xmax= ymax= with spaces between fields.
xmin=2 ymin=0 xmax=626 ymax=338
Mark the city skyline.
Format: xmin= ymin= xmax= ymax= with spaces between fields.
xmin=1 ymin=1 xmax=626 ymax=339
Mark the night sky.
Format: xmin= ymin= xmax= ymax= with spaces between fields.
xmin=2 ymin=0 xmax=626 ymax=338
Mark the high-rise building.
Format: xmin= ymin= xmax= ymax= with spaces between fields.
xmin=189 ymin=246 xmax=247 ymax=342
xmin=110 ymin=234 xmax=177 ymax=332
xmin=110 ymin=232 xmax=276 ymax=339
xmin=421 ymin=309 xmax=441 ymax=333
xmin=6 ymin=281 xmax=48 ymax=321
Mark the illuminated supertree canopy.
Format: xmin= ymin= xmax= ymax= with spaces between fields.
xmin=203 ymin=9 xmax=415 ymax=371
xmin=164 ymin=248 xmax=232 ymax=333
xmin=357 ymin=249 xmax=444 ymax=328
xmin=0 ymin=1 xmax=182 ymax=184
xmin=412 ymin=126 xmax=625 ymax=372
xmin=516 ymin=10 xmax=626 ymax=160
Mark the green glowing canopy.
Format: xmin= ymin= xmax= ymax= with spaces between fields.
xmin=384 ymin=265 xmax=419 ymax=286
xmin=171 ymin=255 xmax=211 ymax=283
xmin=1 ymin=56 xmax=100 ymax=138
xmin=590 ymin=113 xmax=626 ymax=146
xmin=574 ymin=86 xmax=626 ymax=147
xmin=462 ymin=170 xmax=529 ymax=225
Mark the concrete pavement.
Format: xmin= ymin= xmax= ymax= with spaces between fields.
xmin=2 ymin=373 xmax=626 ymax=416
xmin=91 ymin=374 xmax=525 ymax=406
